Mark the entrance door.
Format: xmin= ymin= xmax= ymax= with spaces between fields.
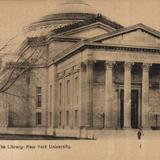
xmin=119 ymin=89 xmax=139 ymax=129
xmin=131 ymin=90 xmax=139 ymax=128
xmin=120 ymin=90 xmax=124 ymax=128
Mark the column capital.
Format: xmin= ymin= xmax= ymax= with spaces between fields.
xmin=105 ymin=61 xmax=115 ymax=70
xmin=80 ymin=60 xmax=95 ymax=72
xmin=124 ymin=62 xmax=134 ymax=71
xmin=143 ymin=63 xmax=152 ymax=72
xmin=85 ymin=59 xmax=95 ymax=66
xmin=80 ymin=62 xmax=86 ymax=70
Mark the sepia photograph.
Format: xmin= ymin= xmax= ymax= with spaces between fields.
xmin=0 ymin=0 xmax=160 ymax=159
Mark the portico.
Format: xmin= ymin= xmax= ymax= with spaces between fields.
xmin=104 ymin=60 xmax=151 ymax=129
xmin=83 ymin=57 xmax=157 ymax=129
xmin=80 ymin=46 xmax=160 ymax=129
xmin=55 ymin=44 xmax=160 ymax=129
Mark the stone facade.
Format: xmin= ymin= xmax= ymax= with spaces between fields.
xmin=0 ymin=12 xmax=160 ymax=136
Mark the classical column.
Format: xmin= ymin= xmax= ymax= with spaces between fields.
xmin=80 ymin=62 xmax=87 ymax=128
xmin=104 ymin=61 xmax=114 ymax=128
xmin=62 ymin=72 xmax=66 ymax=128
xmin=124 ymin=62 xmax=133 ymax=128
xmin=70 ymin=68 xmax=74 ymax=129
xmin=86 ymin=60 xmax=94 ymax=128
xmin=52 ymin=64 xmax=58 ymax=128
xmin=142 ymin=63 xmax=151 ymax=127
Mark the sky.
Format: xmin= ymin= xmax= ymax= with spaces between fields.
xmin=0 ymin=0 xmax=159 ymax=43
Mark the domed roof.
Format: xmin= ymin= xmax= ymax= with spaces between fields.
xmin=25 ymin=1 xmax=96 ymax=35
xmin=25 ymin=1 xmax=123 ymax=37
xmin=40 ymin=13 xmax=96 ymax=23
xmin=54 ymin=0 xmax=95 ymax=14
xmin=26 ymin=12 xmax=97 ymax=33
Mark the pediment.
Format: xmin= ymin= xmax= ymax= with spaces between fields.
xmin=91 ymin=24 xmax=160 ymax=47
xmin=49 ymin=40 xmax=76 ymax=57
xmin=57 ymin=22 xmax=115 ymax=39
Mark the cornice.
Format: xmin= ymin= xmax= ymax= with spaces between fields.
xmin=89 ymin=23 xmax=160 ymax=43
xmin=87 ymin=43 xmax=160 ymax=53
xmin=53 ymin=42 xmax=160 ymax=64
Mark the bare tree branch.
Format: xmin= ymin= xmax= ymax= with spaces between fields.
xmin=0 ymin=47 xmax=46 ymax=92
xmin=0 ymin=36 xmax=17 ymax=53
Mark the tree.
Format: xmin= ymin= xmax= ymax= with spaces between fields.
xmin=0 ymin=36 xmax=49 ymax=127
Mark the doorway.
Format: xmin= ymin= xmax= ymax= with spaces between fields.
xmin=131 ymin=90 xmax=139 ymax=128
xmin=120 ymin=90 xmax=124 ymax=128
xmin=119 ymin=89 xmax=139 ymax=129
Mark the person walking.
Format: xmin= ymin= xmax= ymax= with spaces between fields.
xmin=137 ymin=128 xmax=144 ymax=148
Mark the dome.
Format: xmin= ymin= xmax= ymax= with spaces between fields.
xmin=54 ymin=0 xmax=95 ymax=14
xmin=24 ymin=0 xmax=123 ymax=37
xmin=26 ymin=13 xmax=97 ymax=37
xmin=25 ymin=0 xmax=96 ymax=36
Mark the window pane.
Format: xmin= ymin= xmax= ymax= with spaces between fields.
xmin=36 ymin=87 xmax=42 ymax=107
xmin=75 ymin=110 xmax=78 ymax=127
xmin=59 ymin=112 xmax=62 ymax=126
xmin=36 ymin=87 xmax=42 ymax=94
xmin=50 ymin=112 xmax=52 ymax=127
xmin=37 ymin=95 xmax=41 ymax=107
xmin=59 ymin=83 xmax=62 ymax=106
xmin=75 ymin=77 xmax=79 ymax=105
xmin=66 ymin=111 xmax=69 ymax=126
xmin=50 ymin=85 xmax=52 ymax=107
xmin=67 ymin=80 xmax=70 ymax=105
xmin=36 ymin=112 xmax=42 ymax=125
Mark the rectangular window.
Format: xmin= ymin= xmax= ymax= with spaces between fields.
xmin=49 ymin=112 xmax=52 ymax=127
xmin=59 ymin=83 xmax=62 ymax=106
xmin=75 ymin=77 xmax=79 ymax=105
xmin=50 ymin=85 xmax=52 ymax=107
xmin=66 ymin=111 xmax=69 ymax=126
xmin=75 ymin=110 xmax=78 ymax=127
xmin=66 ymin=80 xmax=70 ymax=105
xmin=59 ymin=112 xmax=62 ymax=126
xmin=36 ymin=112 xmax=42 ymax=125
xmin=36 ymin=87 xmax=42 ymax=107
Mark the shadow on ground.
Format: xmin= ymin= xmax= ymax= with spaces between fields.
xmin=0 ymin=134 xmax=94 ymax=140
